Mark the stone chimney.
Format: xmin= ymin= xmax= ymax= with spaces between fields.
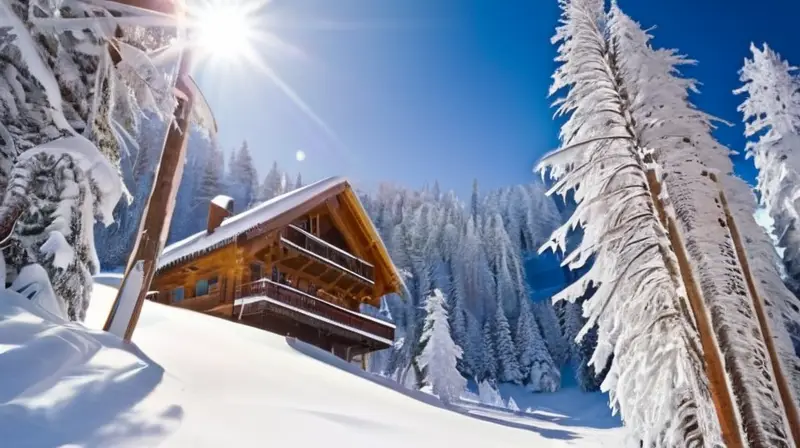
xmin=208 ymin=195 xmax=234 ymax=234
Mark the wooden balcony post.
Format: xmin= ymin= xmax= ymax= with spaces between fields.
xmin=225 ymin=268 xmax=237 ymax=304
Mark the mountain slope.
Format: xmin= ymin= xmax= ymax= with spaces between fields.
xmin=0 ymin=280 xmax=625 ymax=447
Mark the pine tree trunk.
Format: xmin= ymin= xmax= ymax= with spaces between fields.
xmin=711 ymin=173 xmax=800 ymax=446
xmin=660 ymin=162 xmax=791 ymax=448
xmin=645 ymin=167 xmax=746 ymax=448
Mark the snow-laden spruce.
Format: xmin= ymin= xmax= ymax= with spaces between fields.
xmin=609 ymin=4 xmax=798 ymax=446
xmin=735 ymin=44 xmax=800 ymax=287
xmin=722 ymin=177 xmax=800 ymax=405
xmin=516 ymin=299 xmax=559 ymax=392
xmin=0 ymin=0 xmax=183 ymax=320
xmin=416 ymin=289 xmax=467 ymax=403
xmin=537 ymin=1 xmax=722 ymax=446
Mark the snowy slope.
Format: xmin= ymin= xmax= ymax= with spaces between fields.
xmin=0 ymin=281 xmax=626 ymax=447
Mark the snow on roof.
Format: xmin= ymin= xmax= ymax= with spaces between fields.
xmin=158 ymin=177 xmax=347 ymax=270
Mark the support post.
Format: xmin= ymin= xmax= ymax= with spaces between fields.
xmin=104 ymin=34 xmax=193 ymax=341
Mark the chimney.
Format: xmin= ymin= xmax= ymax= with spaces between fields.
xmin=208 ymin=195 xmax=234 ymax=234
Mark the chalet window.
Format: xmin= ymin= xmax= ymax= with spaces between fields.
xmin=309 ymin=215 xmax=319 ymax=235
xmin=272 ymin=267 xmax=279 ymax=281
xmin=209 ymin=276 xmax=219 ymax=292
xmin=308 ymin=282 xmax=317 ymax=295
xmin=196 ymin=279 xmax=209 ymax=296
xmin=171 ymin=287 xmax=184 ymax=303
xmin=250 ymin=263 xmax=264 ymax=281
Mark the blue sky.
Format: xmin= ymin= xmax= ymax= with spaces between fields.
xmin=195 ymin=0 xmax=800 ymax=198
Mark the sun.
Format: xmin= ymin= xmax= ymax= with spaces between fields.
xmin=192 ymin=0 xmax=256 ymax=62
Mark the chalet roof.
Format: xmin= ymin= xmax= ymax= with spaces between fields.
xmin=159 ymin=177 xmax=346 ymax=270
xmin=157 ymin=177 xmax=401 ymax=297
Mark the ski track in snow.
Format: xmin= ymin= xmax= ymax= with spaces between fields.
xmin=0 ymin=281 xmax=626 ymax=447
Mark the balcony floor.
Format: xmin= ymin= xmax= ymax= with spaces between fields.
xmin=234 ymin=296 xmax=392 ymax=348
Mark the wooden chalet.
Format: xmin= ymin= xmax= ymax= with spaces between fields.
xmin=152 ymin=177 xmax=401 ymax=363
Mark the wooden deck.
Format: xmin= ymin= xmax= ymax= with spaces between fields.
xmin=233 ymin=279 xmax=394 ymax=348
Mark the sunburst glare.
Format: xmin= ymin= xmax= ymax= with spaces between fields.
xmin=190 ymin=0 xmax=262 ymax=63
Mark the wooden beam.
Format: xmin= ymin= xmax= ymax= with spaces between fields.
xmin=325 ymin=198 xmax=367 ymax=259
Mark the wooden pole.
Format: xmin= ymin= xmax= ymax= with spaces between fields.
xmin=104 ymin=18 xmax=194 ymax=340
xmin=711 ymin=174 xmax=800 ymax=446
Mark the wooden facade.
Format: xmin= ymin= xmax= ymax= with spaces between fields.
xmin=151 ymin=178 xmax=400 ymax=360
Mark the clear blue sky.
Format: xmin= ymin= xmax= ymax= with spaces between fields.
xmin=195 ymin=0 xmax=800 ymax=198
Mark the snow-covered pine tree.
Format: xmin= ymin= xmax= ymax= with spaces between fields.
xmin=477 ymin=380 xmax=504 ymax=407
xmin=470 ymin=179 xmax=479 ymax=221
xmin=228 ymin=141 xmax=258 ymax=211
xmin=256 ymin=161 xmax=285 ymax=205
xmin=193 ymin=146 xmax=223 ymax=211
xmin=479 ymin=318 xmax=497 ymax=381
xmin=459 ymin=216 xmax=495 ymax=320
xmin=94 ymin=113 xmax=166 ymax=268
xmin=515 ymin=298 xmax=559 ymax=391
xmin=537 ymin=1 xmax=722 ymax=445
xmin=722 ymin=177 xmax=800 ymax=405
xmin=490 ymin=300 xmax=521 ymax=384
xmin=294 ymin=172 xmax=303 ymax=190
xmin=0 ymin=0 xmax=181 ymax=319
xmin=416 ymin=289 xmax=467 ymax=403
xmin=532 ymin=300 xmax=569 ymax=367
xmin=507 ymin=396 xmax=520 ymax=412
xmin=609 ymin=3 xmax=798 ymax=444
xmin=735 ymin=44 xmax=800 ymax=288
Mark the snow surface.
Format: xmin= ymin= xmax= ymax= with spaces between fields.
xmin=0 ymin=280 xmax=626 ymax=447
xmin=159 ymin=176 xmax=349 ymax=270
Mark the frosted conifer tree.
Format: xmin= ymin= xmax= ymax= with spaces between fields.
xmin=294 ymin=172 xmax=303 ymax=190
xmin=257 ymin=161 xmax=285 ymax=205
xmin=193 ymin=147 xmax=223 ymax=211
xmin=516 ymin=299 xmax=559 ymax=391
xmin=477 ymin=380 xmax=504 ymax=407
xmin=479 ymin=319 xmax=497 ymax=380
xmin=532 ymin=300 xmax=569 ymax=367
xmin=0 ymin=1 xmax=187 ymax=320
xmin=537 ymin=1 xmax=722 ymax=445
xmin=416 ymin=289 xmax=467 ymax=403
xmin=736 ymin=44 xmax=800 ymax=286
xmin=228 ymin=142 xmax=258 ymax=210
xmin=491 ymin=302 xmax=521 ymax=384
xmin=609 ymin=4 xmax=798 ymax=444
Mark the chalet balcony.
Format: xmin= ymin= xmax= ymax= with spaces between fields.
xmin=232 ymin=279 xmax=395 ymax=347
xmin=280 ymin=225 xmax=375 ymax=284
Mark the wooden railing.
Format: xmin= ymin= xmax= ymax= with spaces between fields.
xmin=281 ymin=225 xmax=375 ymax=283
xmin=234 ymin=279 xmax=393 ymax=341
